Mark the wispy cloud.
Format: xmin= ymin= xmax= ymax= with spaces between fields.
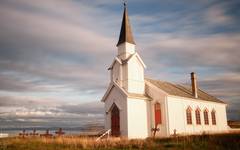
xmin=0 ymin=0 xmax=239 ymax=126
xmin=0 ymin=99 xmax=104 ymax=129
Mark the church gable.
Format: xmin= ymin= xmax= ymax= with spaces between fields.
xmin=106 ymin=102 xmax=122 ymax=113
xmin=122 ymin=53 xmax=146 ymax=68
xmin=127 ymin=54 xmax=144 ymax=80
xmin=101 ymin=82 xmax=127 ymax=102
xmin=108 ymin=53 xmax=146 ymax=70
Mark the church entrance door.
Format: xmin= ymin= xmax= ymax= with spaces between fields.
xmin=111 ymin=104 xmax=120 ymax=136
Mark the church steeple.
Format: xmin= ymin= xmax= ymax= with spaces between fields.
xmin=116 ymin=3 xmax=135 ymax=46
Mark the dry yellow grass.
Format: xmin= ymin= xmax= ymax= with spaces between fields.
xmin=0 ymin=132 xmax=240 ymax=150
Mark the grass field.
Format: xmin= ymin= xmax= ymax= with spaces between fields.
xmin=0 ymin=132 xmax=240 ymax=150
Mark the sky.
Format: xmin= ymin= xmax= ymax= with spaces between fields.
xmin=0 ymin=0 xmax=240 ymax=129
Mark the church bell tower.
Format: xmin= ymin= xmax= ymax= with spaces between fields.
xmin=116 ymin=3 xmax=136 ymax=60
xmin=102 ymin=3 xmax=149 ymax=138
xmin=110 ymin=3 xmax=146 ymax=94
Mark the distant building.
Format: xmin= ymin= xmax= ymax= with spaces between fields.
xmin=101 ymin=4 xmax=229 ymax=139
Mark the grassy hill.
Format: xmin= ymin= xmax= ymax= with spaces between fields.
xmin=0 ymin=132 xmax=240 ymax=150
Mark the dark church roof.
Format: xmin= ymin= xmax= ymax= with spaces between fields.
xmin=145 ymin=78 xmax=225 ymax=104
xmin=116 ymin=4 xmax=135 ymax=46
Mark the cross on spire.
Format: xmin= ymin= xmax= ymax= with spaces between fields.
xmin=116 ymin=3 xmax=135 ymax=46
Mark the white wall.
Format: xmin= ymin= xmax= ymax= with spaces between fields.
xmin=111 ymin=55 xmax=145 ymax=94
xmin=145 ymin=81 xmax=168 ymax=137
xmin=125 ymin=56 xmax=145 ymax=94
xmin=167 ymin=96 xmax=228 ymax=135
xmin=104 ymin=86 xmax=128 ymax=136
xmin=127 ymin=98 xmax=149 ymax=138
xmin=112 ymin=62 xmax=120 ymax=84
xmin=118 ymin=43 xmax=135 ymax=59
xmin=116 ymin=42 xmax=145 ymax=94
xmin=105 ymin=41 xmax=147 ymax=138
xmin=104 ymin=85 xmax=151 ymax=138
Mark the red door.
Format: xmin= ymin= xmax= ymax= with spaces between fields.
xmin=155 ymin=103 xmax=161 ymax=126
xmin=111 ymin=105 xmax=120 ymax=136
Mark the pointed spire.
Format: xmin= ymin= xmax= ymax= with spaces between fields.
xmin=116 ymin=3 xmax=135 ymax=46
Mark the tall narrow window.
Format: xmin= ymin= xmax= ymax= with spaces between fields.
xmin=211 ymin=110 xmax=216 ymax=125
xmin=111 ymin=104 xmax=120 ymax=136
xmin=195 ymin=108 xmax=201 ymax=125
xmin=154 ymin=102 xmax=161 ymax=126
xmin=186 ymin=107 xmax=192 ymax=124
xmin=204 ymin=109 xmax=209 ymax=125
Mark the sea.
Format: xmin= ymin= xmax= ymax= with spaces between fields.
xmin=0 ymin=117 xmax=104 ymax=136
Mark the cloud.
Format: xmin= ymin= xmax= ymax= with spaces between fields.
xmin=0 ymin=74 xmax=39 ymax=92
xmin=58 ymin=101 xmax=104 ymax=115
xmin=140 ymin=33 xmax=240 ymax=119
xmin=0 ymin=99 xmax=104 ymax=129
xmin=199 ymin=73 xmax=240 ymax=119
xmin=0 ymin=0 xmax=116 ymax=53
xmin=0 ymin=95 xmax=60 ymax=107
xmin=0 ymin=0 xmax=119 ymax=99
xmin=0 ymin=0 xmax=239 ymax=124
xmin=0 ymin=94 xmax=103 ymax=117
xmin=205 ymin=4 xmax=233 ymax=26
xmin=139 ymin=33 xmax=240 ymax=74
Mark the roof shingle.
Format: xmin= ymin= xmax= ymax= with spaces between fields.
xmin=145 ymin=78 xmax=225 ymax=104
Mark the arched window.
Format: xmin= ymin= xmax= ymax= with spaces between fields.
xmin=186 ymin=107 xmax=192 ymax=124
xmin=204 ymin=109 xmax=209 ymax=125
xmin=195 ymin=108 xmax=201 ymax=125
xmin=154 ymin=102 xmax=161 ymax=126
xmin=211 ymin=110 xmax=216 ymax=125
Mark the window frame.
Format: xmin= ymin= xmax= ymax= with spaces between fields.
xmin=186 ymin=106 xmax=192 ymax=125
xmin=195 ymin=108 xmax=201 ymax=125
xmin=211 ymin=109 xmax=216 ymax=125
xmin=204 ymin=109 xmax=209 ymax=125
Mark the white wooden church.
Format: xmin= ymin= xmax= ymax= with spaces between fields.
xmin=101 ymin=5 xmax=229 ymax=138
